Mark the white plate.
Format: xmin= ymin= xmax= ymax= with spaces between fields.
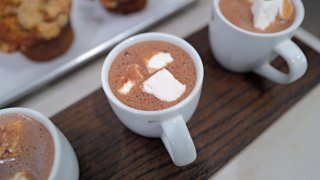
xmin=0 ymin=0 xmax=194 ymax=107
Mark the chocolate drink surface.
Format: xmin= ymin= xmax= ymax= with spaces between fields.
xmin=108 ymin=41 xmax=197 ymax=111
xmin=220 ymin=0 xmax=295 ymax=33
xmin=0 ymin=113 xmax=54 ymax=180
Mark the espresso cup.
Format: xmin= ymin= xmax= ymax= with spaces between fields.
xmin=209 ymin=0 xmax=307 ymax=84
xmin=0 ymin=108 xmax=79 ymax=180
xmin=101 ymin=33 xmax=204 ymax=166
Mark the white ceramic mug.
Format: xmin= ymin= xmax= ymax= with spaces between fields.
xmin=0 ymin=108 xmax=79 ymax=180
xmin=101 ymin=33 xmax=204 ymax=166
xmin=209 ymin=0 xmax=307 ymax=84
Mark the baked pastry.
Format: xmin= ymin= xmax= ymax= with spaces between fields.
xmin=100 ymin=0 xmax=147 ymax=14
xmin=22 ymin=23 xmax=74 ymax=61
xmin=0 ymin=0 xmax=73 ymax=61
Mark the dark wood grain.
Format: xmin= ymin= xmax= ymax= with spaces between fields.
xmin=51 ymin=27 xmax=320 ymax=179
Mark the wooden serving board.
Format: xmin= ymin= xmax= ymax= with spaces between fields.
xmin=51 ymin=27 xmax=320 ymax=179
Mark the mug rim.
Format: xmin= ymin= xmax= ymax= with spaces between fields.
xmin=0 ymin=107 xmax=60 ymax=180
xmin=213 ymin=0 xmax=305 ymax=37
xmin=101 ymin=32 xmax=204 ymax=116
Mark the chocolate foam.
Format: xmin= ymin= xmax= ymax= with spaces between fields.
xmin=108 ymin=40 xmax=196 ymax=111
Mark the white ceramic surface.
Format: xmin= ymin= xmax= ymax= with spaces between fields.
xmin=101 ymin=33 xmax=204 ymax=166
xmin=0 ymin=108 xmax=79 ymax=180
xmin=209 ymin=0 xmax=307 ymax=84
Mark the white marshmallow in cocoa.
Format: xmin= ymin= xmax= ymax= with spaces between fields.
xmin=143 ymin=68 xmax=186 ymax=102
xmin=146 ymin=52 xmax=174 ymax=73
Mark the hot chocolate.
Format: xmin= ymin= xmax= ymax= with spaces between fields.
xmin=0 ymin=113 xmax=54 ymax=180
xmin=108 ymin=41 xmax=196 ymax=111
xmin=220 ymin=0 xmax=295 ymax=33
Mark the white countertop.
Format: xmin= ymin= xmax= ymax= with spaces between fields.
xmin=12 ymin=0 xmax=320 ymax=179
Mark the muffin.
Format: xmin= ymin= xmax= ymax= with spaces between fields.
xmin=100 ymin=0 xmax=147 ymax=14
xmin=0 ymin=0 xmax=74 ymax=61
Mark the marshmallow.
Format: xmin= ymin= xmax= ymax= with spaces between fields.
xmin=127 ymin=64 xmax=144 ymax=81
xmin=146 ymin=52 xmax=174 ymax=73
xmin=118 ymin=80 xmax=134 ymax=95
xmin=117 ymin=64 xmax=144 ymax=95
xmin=278 ymin=0 xmax=294 ymax=19
xmin=143 ymin=68 xmax=186 ymax=102
xmin=251 ymin=0 xmax=279 ymax=30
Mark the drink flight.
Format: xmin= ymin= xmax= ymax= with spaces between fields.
xmin=0 ymin=113 xmax=54 ymax=180
xmin=108 ymin=40 xmax=197 ymax=111
xmin=220 ymin=0 xmax=295 ymax=33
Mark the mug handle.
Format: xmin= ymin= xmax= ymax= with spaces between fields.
xmin=253 ymin=39 xmax=307 ymax=84
xmin=160 ymin=115 xmax=196 ymax=166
